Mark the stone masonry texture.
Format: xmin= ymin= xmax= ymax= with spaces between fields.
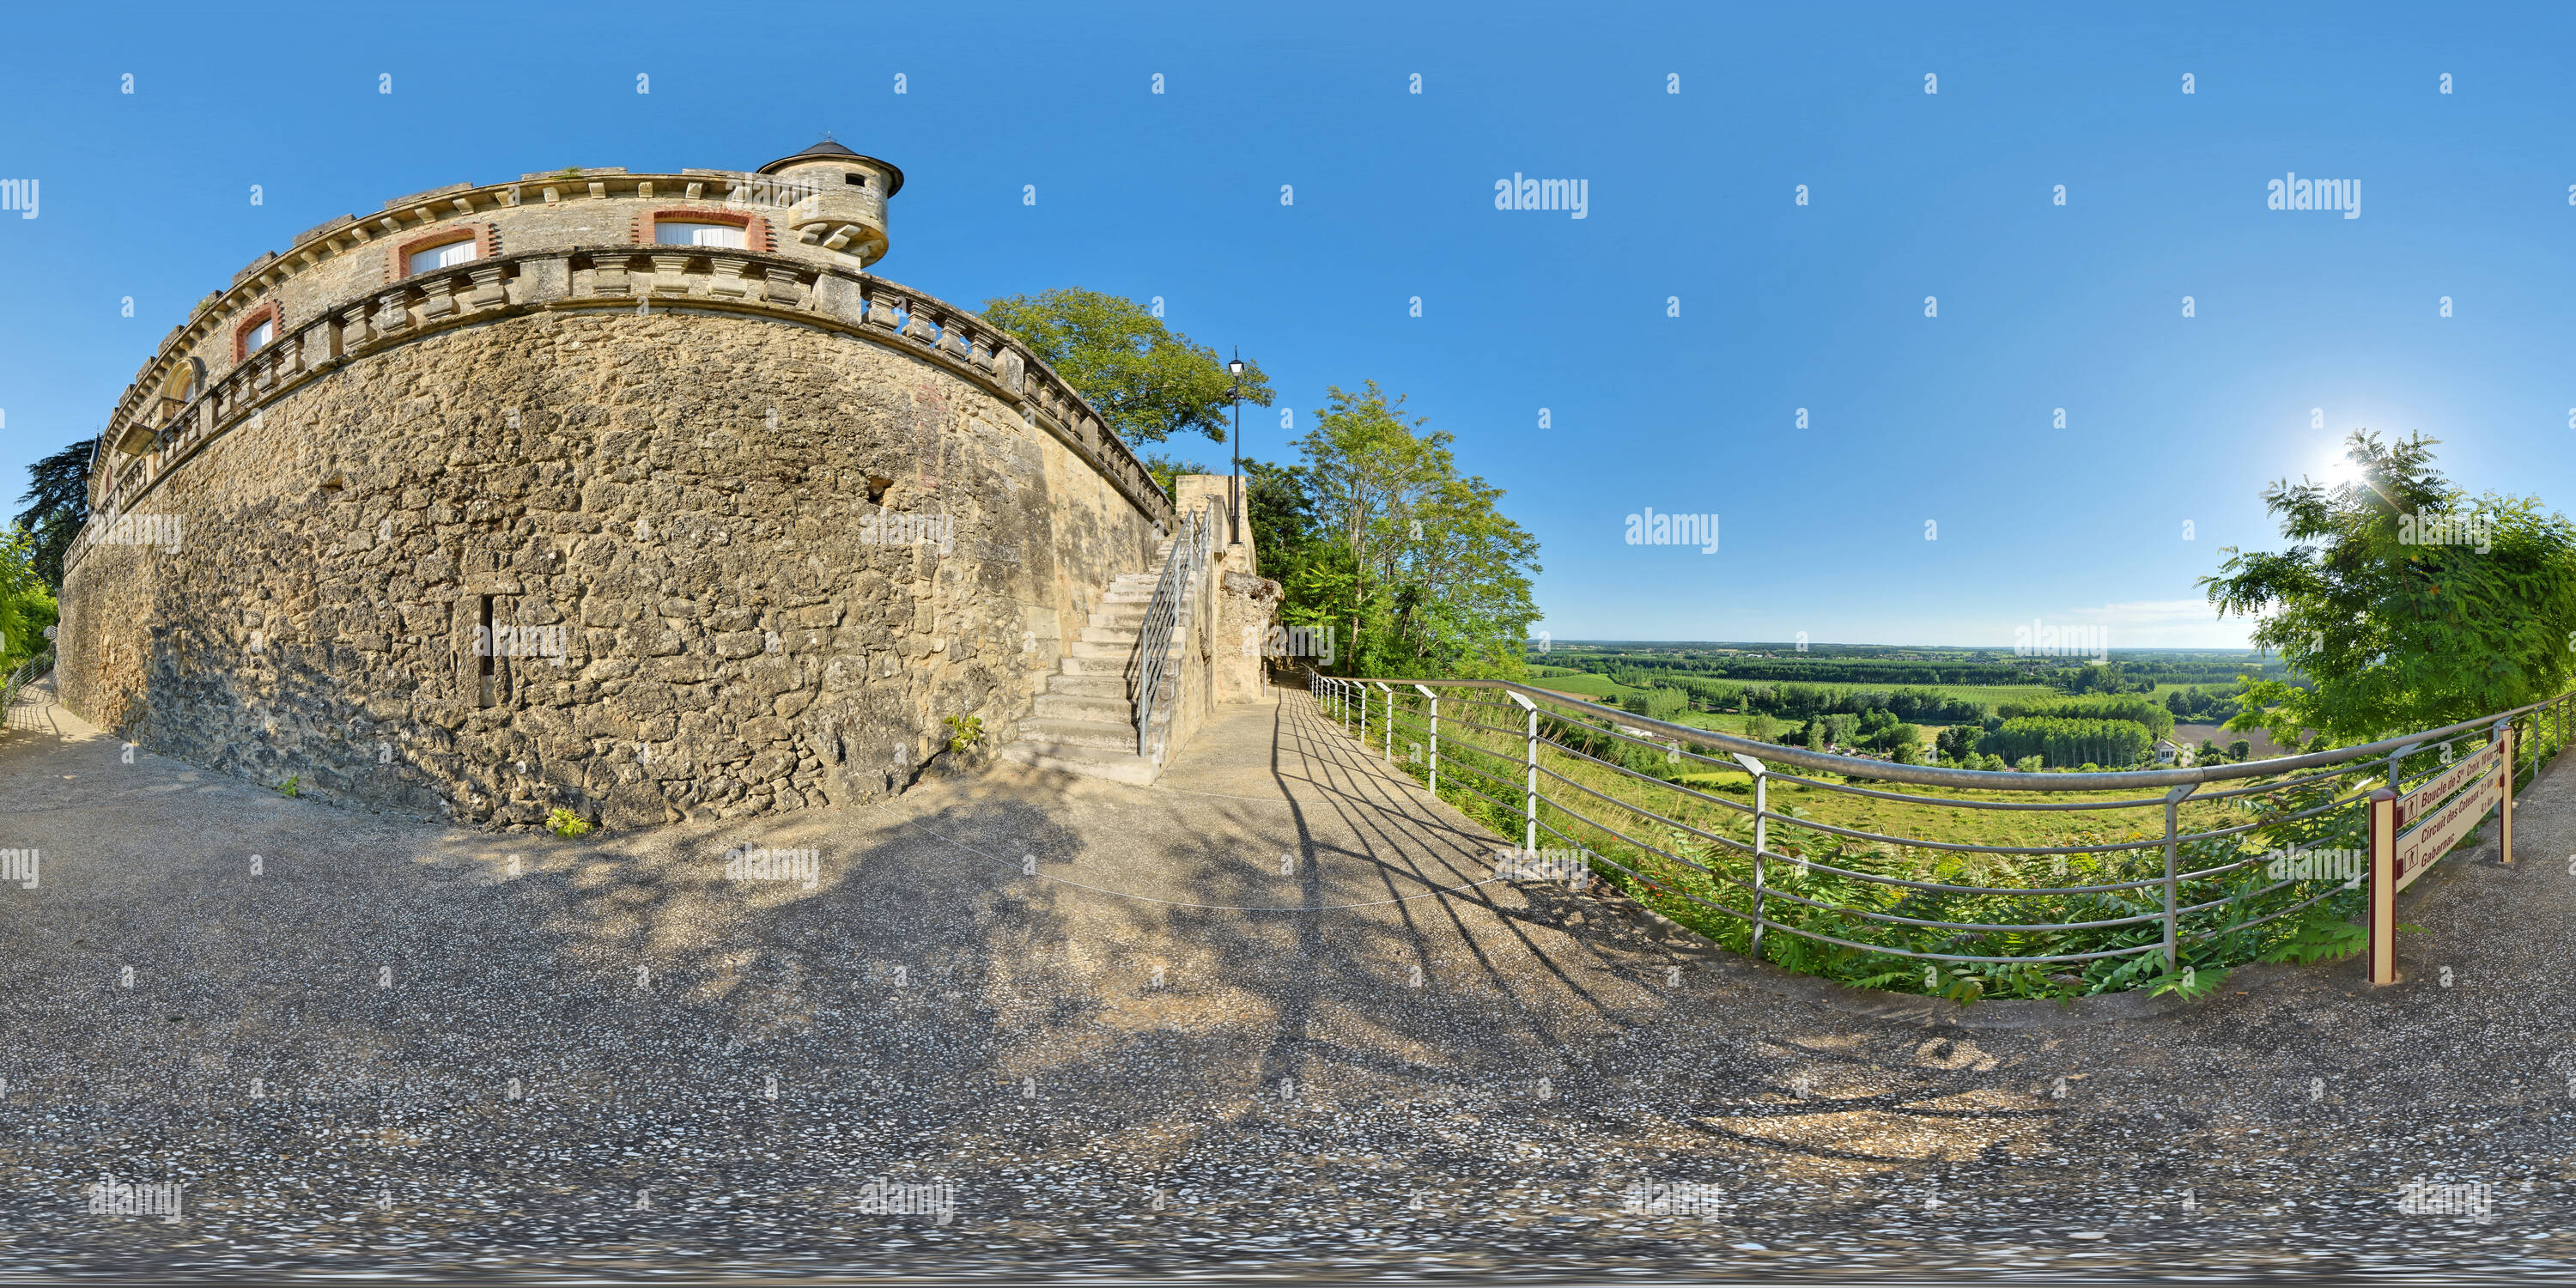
xmin=61 ymin=305 xmax=1160 ymax=830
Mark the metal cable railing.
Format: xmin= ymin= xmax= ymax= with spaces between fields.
xmin=1299 ymin=666 xmax=2568 ymax=989
xmin=1 ymin=647 xmax=57 ymax=716
xmin=1130 ymin=501 xmax=1218 ymax=759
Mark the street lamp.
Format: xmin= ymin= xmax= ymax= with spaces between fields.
xmin=1226 ymin=352 xmax=1247 ymax=545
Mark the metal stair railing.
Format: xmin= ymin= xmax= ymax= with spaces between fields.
xmin=1 ymin=647 xmax=57 ymax=717
xmin=1130 ymin=501 xmax=1218 ymax=759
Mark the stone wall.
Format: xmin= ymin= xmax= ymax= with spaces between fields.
xmin=59 ymin=305 xmax=1160 ymax=829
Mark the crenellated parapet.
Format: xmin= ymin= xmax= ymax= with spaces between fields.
xmin=88 ymin=142 xmax=1159 ymax=544
xmin=79 ymin=151 xmax=1169 ymax=575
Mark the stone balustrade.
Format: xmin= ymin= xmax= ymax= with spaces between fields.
xmin=73 ymin=246 xmax=1172 ymax=578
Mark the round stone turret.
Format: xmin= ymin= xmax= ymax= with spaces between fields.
xmin=758 ymin=139 xmax=902 ymax=266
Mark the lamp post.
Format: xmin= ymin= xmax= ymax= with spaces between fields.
xmin=1226 ymin=352 xmax=1246 ymax=545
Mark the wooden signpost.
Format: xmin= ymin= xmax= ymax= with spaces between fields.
xmin=2369 ymin=727 xmax=2512 ymax=986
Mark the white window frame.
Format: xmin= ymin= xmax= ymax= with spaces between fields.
xmin=655 ymin=220 xmax=748 ymax=249
xmin=409 ymin=239 xmax=478 ymax=275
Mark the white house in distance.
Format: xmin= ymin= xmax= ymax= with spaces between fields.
xmin=2154 ymin=738 xmax=2193 ymax=767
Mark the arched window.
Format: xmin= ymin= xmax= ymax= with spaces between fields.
xmin=390 ymin=224 xmax=498 ymax=283
xmin=232 ymin=301 xmax=283 ymax=363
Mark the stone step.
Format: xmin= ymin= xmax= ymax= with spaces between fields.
xmin=999 ymin=739 xmax=1161 ymax=786
xmin=1089 ymin=608 xmax=1147 ymax=629
xmin=1071 ymin=640 xmax=1141 ymax=660
xmin=1034 ymin=692 xmax=1133 ymax=723
xmin=1046 ymin=673 xmax=1131 ymax=700
xmin=1016 ymin=717 xmax=1150 ymax=752
xmin=1078 ymin=625 xmax=1141 ymax=646
xmin=1060 ymin=653 xmax=1136 ymax=677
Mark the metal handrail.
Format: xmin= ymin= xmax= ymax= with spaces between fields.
xmin=1302 ymin=663 xmax=2567 ymax=977
xmin=1131 ymin=501 xmax=1218 ymax=759
xmin=0 ymin=647 xmax=57 ymax=715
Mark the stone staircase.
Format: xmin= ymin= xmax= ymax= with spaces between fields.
xmin=999 ymin=535 xmax=1185 ymax=785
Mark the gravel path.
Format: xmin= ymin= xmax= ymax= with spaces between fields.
xmin=2 ymin=681 xmax=2572 ymax=1279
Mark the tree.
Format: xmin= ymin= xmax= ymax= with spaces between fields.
xmin=979 ymin=289 xmax=1273 ymax=447
xmin=2202 ymin=430 xmax=2576 ymax=745
xmin=0 ymin=525 xmax=58 ymax=671
xmin=15 ymin=437 xmax=95 ymax=593
xmin=2228 ymin=738 xmax=2251 ymax=762
xmin=1244 ymin=458 xmax=1318 ymax=586
xmin=1287 ymin=383 xmax=1540 ymax=678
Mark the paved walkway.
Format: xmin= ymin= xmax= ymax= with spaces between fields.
xmin=1 ymin=681 xmax=2573 ymax=1278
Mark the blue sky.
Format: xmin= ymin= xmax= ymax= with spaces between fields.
xmin=3 ymin=1 xmax=2571 ymax=648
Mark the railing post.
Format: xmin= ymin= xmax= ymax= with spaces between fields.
xmin=1733 ymin=752 xmax=1769 ymax=958
xmin=2497 ymin=720 xmax=2515 ymax=866
xmin=1507 ymin=690 xmax=1538 ymax=853
xmin=2368 ymin=786 xmax=2399 ymax=985
xmin=2161 ymin=783 xmax=2193 ymax=972
xmin=1414 ymin=683 xmax=1437 ymax=792
xmin=1375 ymin=682 xmax=1394 ymax=763
xmin=1358 ymin=677 xmax=1369 ymax=750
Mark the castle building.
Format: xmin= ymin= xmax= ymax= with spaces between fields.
xmin=58 ymin=141 xmax=1242 ymax=829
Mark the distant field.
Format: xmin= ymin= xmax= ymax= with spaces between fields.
xmin=1525 ymin=665 xmax=1583 ymax=677
xmin=1524 ymin=672 xmax=1649 ymax=702
xmin=1690 ymin=679 xmax=2060 ymax=708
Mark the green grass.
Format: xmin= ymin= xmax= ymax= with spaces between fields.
xmin=1323 ymin=681 xmax=2558 ymax=1001
xmin=1526 ymin=672 xmax=1650 ymax=702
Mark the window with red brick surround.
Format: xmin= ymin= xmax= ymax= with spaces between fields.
xmin=634 ymin=207 xmax=774 ymax=252
xmin=231 ymin=301 xmax=283 ymax=364
xmin=388 ymin=222 xmax=499 ymax=283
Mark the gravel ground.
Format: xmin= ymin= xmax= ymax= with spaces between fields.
xmin=2 ymin=681 xmax=2573 ymax=1281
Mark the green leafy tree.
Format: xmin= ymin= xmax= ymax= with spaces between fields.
xmin=1139 ymin=453 xmax=1212 ymax=499
xmin=15 ymin=437 xmax=95 ymax=593
xmin=1244 ymin=459 xmax=1319 ymax=586
xmin=979 ymin=289 xmax=1273 ymax=447
xmin=2202 ymin=430 xmax=2576 ymax=745
xmin=2228 ymin=738 xmax=2252 ymax=762
xmin=1288 ymin=382 xmax=1540 ymax=678
xmin=0 ymin=525 xmax=58 ymax=671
